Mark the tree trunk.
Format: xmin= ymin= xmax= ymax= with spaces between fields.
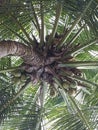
xmin=0 ymin=40 xmax=44 ymax=66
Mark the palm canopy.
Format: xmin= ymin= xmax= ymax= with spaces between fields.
xmin=0 ymin=0 xmax=98 ymax=130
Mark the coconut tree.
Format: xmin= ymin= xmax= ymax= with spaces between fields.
xmin=0 ymin=0 xmax=98 ymax=129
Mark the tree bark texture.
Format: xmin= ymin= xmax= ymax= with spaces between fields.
xmin=0 ymin=40 xmax=44 ymax=66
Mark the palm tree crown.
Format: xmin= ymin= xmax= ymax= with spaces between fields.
xmin=0 ymin=0 xmax=98 ymax=130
